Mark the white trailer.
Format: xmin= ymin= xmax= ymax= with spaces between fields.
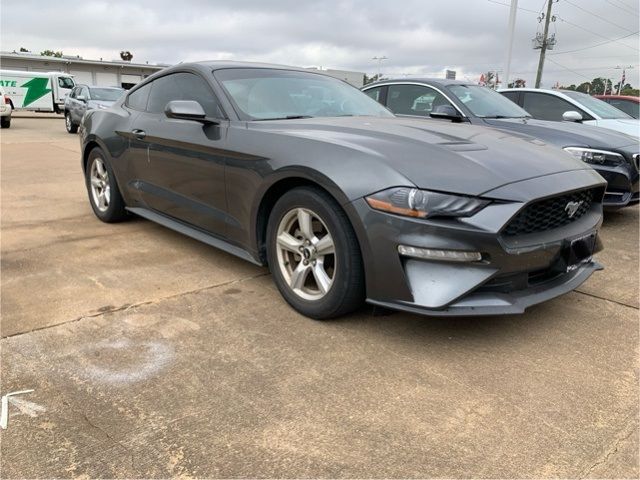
xmin=0 ymin=70 xmax=76 ymax=113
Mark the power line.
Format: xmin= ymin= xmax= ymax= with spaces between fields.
xmin=606 ymin=0 xmax=639 ymax=15
xmin=555 ymin=15 xmax=640 ymax=50
xmin=550 ymin=30 xmax=640 ymax=54
xmin=563 ymin=0 xmax=636 ymax=34
xmin=545 ymin=57 xmax=592 ymax=80
xmin=486 ymin=0 xmax=538 ymax=14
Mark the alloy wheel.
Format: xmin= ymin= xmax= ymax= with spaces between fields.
xmin=275 ymin=207 xmax=336 ymax=301
xmin=90 ymin=158 xmax=111 ymax=212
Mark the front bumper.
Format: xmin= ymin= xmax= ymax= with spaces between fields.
xmin=348 ymin=169 xmax=606 ymax=317
xmin=595 ymin=162 xmax=639 ymax=208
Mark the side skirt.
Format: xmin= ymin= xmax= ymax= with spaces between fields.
xmin=126 ymin=207 xmax=264 ymax=267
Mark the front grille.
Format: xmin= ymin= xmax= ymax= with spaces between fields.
xmin=503 ymin=188 xmax=595 ymax=236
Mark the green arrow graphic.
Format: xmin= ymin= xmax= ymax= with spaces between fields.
xmin=21 ymin=77 xmax=52 ymax=107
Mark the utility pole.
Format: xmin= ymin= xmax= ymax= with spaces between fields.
xmin=503 ymin=0 xmax=519 ymax=89
xmin=372 ymin=56 xmax=388 ymax=79
xmin=534 ymin=0 xmax=555 ymax=88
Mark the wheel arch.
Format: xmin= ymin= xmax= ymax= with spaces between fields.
xmin=253 ymin=171 xmax=364 ymax=266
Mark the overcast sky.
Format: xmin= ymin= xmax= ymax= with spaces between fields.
xmin=1 ymin=0 xmax=638 ymax=87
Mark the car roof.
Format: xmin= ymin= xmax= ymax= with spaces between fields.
xmin=363 ymin=78 xmax=473 ymax=88
xmin=179 ymin=60 xmax=313 ymax=73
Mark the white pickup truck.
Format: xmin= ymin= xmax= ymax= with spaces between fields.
xmin=0 ymin=70 xmax=76 ymax=113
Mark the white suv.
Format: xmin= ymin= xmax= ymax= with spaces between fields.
xmin=0 ymin=86 xmax=11 ymax=128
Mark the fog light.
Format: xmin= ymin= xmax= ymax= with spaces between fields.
xmin=398 ymin=245 xmax=482 ymax=262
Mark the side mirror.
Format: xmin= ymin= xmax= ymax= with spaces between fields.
xmin=165 ymin=100 xmax=216 ymax=123
xmin=430 ymin=104 xmax=463 ymax=122
xmin=77 ymin=95 xmax=88 ymax=103
xmin=562 ymin=110 xmax=583 ymax=122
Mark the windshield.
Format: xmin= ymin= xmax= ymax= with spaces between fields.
xmin=448 ymin=84 xmax=530 ymax=118
xmin=89 ymin=87 xmax=124 ymax=102
xmin=214 ymin=68 xmax=393 ymax=120
xmin=562 ymin=90 xmax=633 ymax=119
xmin=58 ymin=77 xmax=75 ymax=89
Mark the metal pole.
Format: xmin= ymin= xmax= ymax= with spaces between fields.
xmin=504 ymin=0 xmax=518 ymax=88
xmin=535 ymin=0 xmax=554 ymax=88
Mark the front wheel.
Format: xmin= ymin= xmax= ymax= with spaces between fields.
xmin=266 ymin=186 xmax=365 ymax=319
xmin=65 ymin=112 xmax=78 ymax=133
xmin=85 ymin=147 xmax=127 ymax=222
xmin=0 ymin=116 xmax=10 ymax=128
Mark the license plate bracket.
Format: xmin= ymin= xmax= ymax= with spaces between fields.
xmin=564 ymin=232 xmax=597 ymax=270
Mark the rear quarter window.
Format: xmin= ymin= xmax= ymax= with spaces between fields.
xmin=126 ymin=82 xmax=152 ymax=111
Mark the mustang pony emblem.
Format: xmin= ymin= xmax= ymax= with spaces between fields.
xmin=565 ymin=201 xmax=583 ymax=218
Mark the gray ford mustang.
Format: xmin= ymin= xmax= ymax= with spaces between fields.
xmin=80 ymin=61 xmax=606 ymax=319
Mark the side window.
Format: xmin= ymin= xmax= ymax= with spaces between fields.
xmin=81 ymin=87 xmax=90 ymax=99
xmin=386 ymin=84 xmax=452 ymax=116
xmin=609 ymin=99 xmax=639 ymax=118
xmin=146 ymin=72 xmax=224 ymax=117
xmin=501 ymin=91 xmax=519 ymax=104
xmin=522 ymin=92 xmax=585 ymax=121
xmin=69 ymin=87 xmax=78 ymax=99
xmin=126 ymin=82 xmax=152 ymax=111
xmin=364 ymin=87 xmax=383 ymax=103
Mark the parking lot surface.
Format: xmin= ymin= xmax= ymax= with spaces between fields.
xmin=1 ymin=114 xmax=638 ymax=478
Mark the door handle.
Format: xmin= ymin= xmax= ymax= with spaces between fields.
xmin=132 ymin=129 xmax=146 ymax=140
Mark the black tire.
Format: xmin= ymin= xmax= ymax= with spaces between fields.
xmin=266 ymin=186 xmax=365 ymax=319
xmin=0 ymin=116 xmax=10 ymax=128
xmin=85 ymin=147 xmax=127 ymax=223
xmin=65 ymin=112 xmax=78 ymax=133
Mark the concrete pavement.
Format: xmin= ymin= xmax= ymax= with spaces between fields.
xmin=1 ymin=115 xmax=638 ymax=478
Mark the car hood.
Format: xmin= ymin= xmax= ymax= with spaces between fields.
xmin=482 ymin=117 xmax=638 ymax=149
xmin=250 ymin=116 xmax=592 ymax=196
xmin=592 ymin=118 xmax=640 ymax=138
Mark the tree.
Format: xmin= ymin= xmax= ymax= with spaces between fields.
xmin=120 ymin=51 xmax=133 ymax=61
xmin=363 ymin=73 xmax=384 ymax=85
xmin=508 ymin=78 xmax=526 ymax=88
xmin=620 ymin=87 xmax=639 ymax=96
xmin=40 ymin=50 xmax=63 ymax=58
xmin=19 ymin=47 xmax=29 ymax=52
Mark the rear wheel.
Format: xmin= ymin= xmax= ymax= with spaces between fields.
xmin=266 ymin=186 xmax=365 ymax=319
xmin=65 ymin=112 xmax=78 ymax=133
xmin=85 ymin=147 xmax=127 ymax=222
xmin=0 ymin=116 xmax=10 ymax=128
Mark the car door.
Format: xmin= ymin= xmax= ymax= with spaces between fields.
xmin=129 ymin=71 xmax=229 ymax=235
xmin=73 ymin=86 xmax=90 ymax=123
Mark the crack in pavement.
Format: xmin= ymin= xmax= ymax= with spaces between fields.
xmin=578 ymin=416 xmax=638 ymax=478
xmin=0 ymin=272 xmax=270 ymax=340
xmin=574 ymin=288 xmax=639 ymax=310
xmin=81 ymin=412 xmax=135 ymax=471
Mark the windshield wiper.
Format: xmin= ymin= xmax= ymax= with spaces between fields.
xmin=483 ymin=115 xmax=531 ymax=119
xmin=255 ymin=115 xmax=314 ymax=121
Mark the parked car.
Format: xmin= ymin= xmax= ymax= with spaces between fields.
xmin=499 ymin=88 xmax=639 ymax=138
xmin=0 ymin=86 xmax=11 ymax=128
xmin=362 ymin=79 xmax=639 ymax=208
xmin=80 ymin=61 xmax=606 ymax=319
xmin=0 ymin=69 xmax=75 ymax=113
xmin=64 ymin=85 xmax=124 ymax=133
xmin=594 ymin=95 xmax=639 ymax=119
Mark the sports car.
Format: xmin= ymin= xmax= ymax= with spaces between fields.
xmin=80 ymin=61 xmax=606 ymax=319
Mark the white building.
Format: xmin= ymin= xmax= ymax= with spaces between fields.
xmin=1 ymin=51 xmax=366 ymax=89
xmin=0 ymin=51 xmax=168 ymax=89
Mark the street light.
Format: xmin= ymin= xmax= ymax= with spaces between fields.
xmin=372 ymin=56 xmax=388 ymax=78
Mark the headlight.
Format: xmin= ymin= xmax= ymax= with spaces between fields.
xmin=564 ymin=147 xmax=624 ymax=165
xmin=365 ymin=187 xmax=489 ymax=219
xmin=97 ymin=104 xmax=109 ymax=110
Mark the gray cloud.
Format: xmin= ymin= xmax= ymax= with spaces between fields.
xmin=1 ymin=0 xmax=638 ymax=87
